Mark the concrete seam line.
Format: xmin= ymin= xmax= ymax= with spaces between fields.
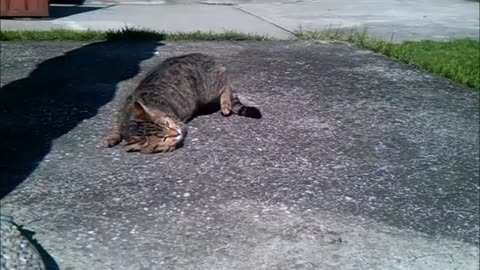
xmin=233 ymin=5 xmax=295 ymax=37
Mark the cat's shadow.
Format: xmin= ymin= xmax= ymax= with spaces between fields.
xmin=197 ymin=100 xmax=222 ymax=116
xmin=0 ymin=41 xmax=161 ymax=198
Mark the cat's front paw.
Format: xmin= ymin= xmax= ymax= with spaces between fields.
xmin=102 ymin=135 xmax=122 ymax=148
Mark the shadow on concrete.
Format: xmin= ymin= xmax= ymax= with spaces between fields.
xmin=0 ymin=3 xmax=106 ymax=20
xmin=48 ymin=4 xmax=109 ymax=19
xmin=19 ymin=227 xmax=60 ymax=270
xmin=50 ymin=0 xmax=86 ymax=5
xmin=0 ymin=41 xmax=161 ymax=199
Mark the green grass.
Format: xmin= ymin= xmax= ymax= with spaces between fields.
xmin=295 ymin=29 xmax=480 ymax=90
xmin=0 ymin=29 xmax=106 ymax=41
xmin=0 ymin=28 xmax=270 ymax=41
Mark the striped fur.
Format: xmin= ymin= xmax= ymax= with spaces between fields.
xmin=102 ymin=53 xmax=261 ymax=153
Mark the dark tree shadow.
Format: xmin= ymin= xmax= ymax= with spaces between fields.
xmin=0 ymin=41 xmax=161 ymax=198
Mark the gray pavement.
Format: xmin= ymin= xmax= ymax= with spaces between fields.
xmin=1 ymin=4 xmax=292 ymax=39
xmin=0 ymin=41 xmax=479 ymax=269
xmin=237 ymin=0 xmax=480 ymax=41
xmin=1 ymin=0 xmax=479 ymax=41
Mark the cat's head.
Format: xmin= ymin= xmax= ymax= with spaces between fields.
xmin=124 ymin=101 xmax=186 ymax=153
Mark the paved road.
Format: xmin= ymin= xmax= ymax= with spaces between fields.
xmin=0 ymin=41 xmax=478 ymax=269
xmin=1 ymin=0 xmax=479 ymax=41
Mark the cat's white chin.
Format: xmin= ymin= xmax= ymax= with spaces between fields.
xmin=175 ymin=129 xmax=184 ymax=143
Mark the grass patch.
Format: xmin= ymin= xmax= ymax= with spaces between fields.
xmin=295 ymin=29 xmax=480 ymax=90
xmin=0 ymin=29 xmax=106 ymax=41
xmin=0 ymin=28 xmax=270 ymax=41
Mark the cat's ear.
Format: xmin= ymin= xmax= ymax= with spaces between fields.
xmin=133 ymin=101 xmax=176 ymax=126
xmin=133 ymin=101 xmax=153 ymax=120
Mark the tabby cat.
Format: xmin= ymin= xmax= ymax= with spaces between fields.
xmin=102 ymin=53 xmax=261 ymax=153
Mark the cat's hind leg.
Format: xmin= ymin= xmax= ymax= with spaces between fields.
xmin=220 ymin=85 xmax=233 ymax=116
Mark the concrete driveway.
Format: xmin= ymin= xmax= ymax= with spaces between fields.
xmin=1 ymin=0 xmax=479 ymax=41
xmin=0 ymin=41 xmax=479 ymax=269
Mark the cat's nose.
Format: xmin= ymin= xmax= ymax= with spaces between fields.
xmin=167 ymin=128 xmax=180 ymax=137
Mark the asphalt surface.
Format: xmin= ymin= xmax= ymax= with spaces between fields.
xmin=0 ymin=41 xmax=479 ymax=270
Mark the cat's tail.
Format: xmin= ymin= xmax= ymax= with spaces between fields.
xmin=231 ymin=95 xmax=262 ymax=119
